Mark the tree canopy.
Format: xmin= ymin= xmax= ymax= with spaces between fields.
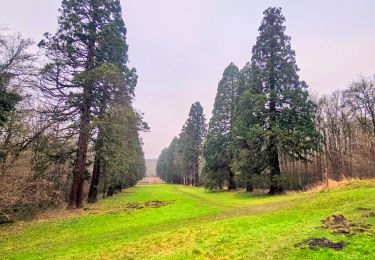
xmin=233 ymin=7 xmax=319 ymax=194
xmin=202 ymin=63 xmax=240 ymax=190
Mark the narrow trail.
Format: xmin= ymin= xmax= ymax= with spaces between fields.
xmin=137 ymin=176 xmax=165 ymax=185
xmin=128 ymin=185 xmax=306 ymax=236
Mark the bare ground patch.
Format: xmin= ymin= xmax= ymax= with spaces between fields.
xmin=144 ymin=200 xmax=171 ymax=208
xmin=106 ymin=200 xmax=173 ymax=214
xmin=321 ymin=214 xmax=373 ymax=235
xmin=295 ymin=238 xmax=347 ymax=251
xmin=295 ymin=213 xmax=373 ymax=252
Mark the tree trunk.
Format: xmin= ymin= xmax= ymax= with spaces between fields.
xmin=67 ymin=23 xmax=96 ymax=209
xmin=67 ymin=105 xmax=90 ymax=209
xmin=87 ymin=154 xmax=100 ymax=203
xmin=268 ymin=71 xmax=283 ymax=195
xmin=194 ymin=158 xmax=199 ymax=187
xmin=87 ymin=128 xmax=104 ymax=203
xmin=246 ymin=180 xmax=253 ymax=192
xmin=227 ymin=171 xmax=236 ymax=190
xmin=102 ymin=180 xmax=107 ymax=199
xmin=268 ymin=135 xmax=283 ymax=194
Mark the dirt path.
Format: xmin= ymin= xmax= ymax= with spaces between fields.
xmin=137 ymin=176 xmax=165 ymax=185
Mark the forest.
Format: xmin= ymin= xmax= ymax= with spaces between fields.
xmin=1 ymin=0 xmax=148 ymax=222
xmin=156 ymin=8 xmax=375 ymax=194
xmin=0 ymin=1 xmax=374 ymax=259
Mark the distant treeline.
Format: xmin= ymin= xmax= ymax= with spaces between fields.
xmin=0 ymin=0 xmax=147 ymax=222
xmin=156 ymin=7 xmax=375 ymax=193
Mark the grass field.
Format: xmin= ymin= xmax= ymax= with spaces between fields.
xmin=0 ymin=181 xmax=374 ymax=259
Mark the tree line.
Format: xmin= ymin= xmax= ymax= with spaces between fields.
xmin=157 ymin=102 xmax=206 ymax=186
xmin=157 ymin=7 xmax=375 ymax=194
xmin=0 ymin=0 xmax=147 ymax=222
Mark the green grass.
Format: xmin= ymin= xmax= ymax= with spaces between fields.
xmin=1 ymin=181 xmax=374 ymax=259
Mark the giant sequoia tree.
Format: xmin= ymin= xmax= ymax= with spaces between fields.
xmin=203 ymin=63 xmax=240 ymax=190
xmin=179 ymin=102 xmax=206 ymax=186
xmin=86 ymin=0 xmax=143 ymax=204
xmin=234 ymin=7 xmax=319 ymax=194
xmin=39 ymin=0 xmax=141 ymax=208
xmin=86 ymin=1 xmax=139 ymax=203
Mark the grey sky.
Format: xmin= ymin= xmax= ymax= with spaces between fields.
xmin=1 ymin=0 xmax=374 ymax=158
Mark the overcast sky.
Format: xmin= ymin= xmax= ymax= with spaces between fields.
xmin=1 ymin=0 xmax=374 ymax=158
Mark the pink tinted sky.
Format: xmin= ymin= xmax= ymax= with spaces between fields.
xmin=1 ymin=0 xmax=374 ymax=158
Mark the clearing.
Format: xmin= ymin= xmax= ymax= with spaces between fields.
xmin=0 ymin=181 xmax=374 ymax=259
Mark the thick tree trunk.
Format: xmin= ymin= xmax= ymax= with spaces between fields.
xmin=268 ymin=135 xmax=283 ymax=194
xmin=67 ymin=24 xmax=96 ymax=209
xmin=67 ymin=105 xmax=91 ymax=209
xmin=87 ymin=129 xmax=104 ymax=203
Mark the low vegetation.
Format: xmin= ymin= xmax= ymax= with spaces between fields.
xmin=1 ymin=181 xmax=374 ymax=259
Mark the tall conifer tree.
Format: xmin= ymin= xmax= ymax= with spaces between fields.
xmin=156 ymin=137 xmax=180 ymax=183
xmin=179 ymin=102 xmax=206 ymax=186
xmin=234 ymin=7 xmax=319 ymax=194
xmin=203 ymin=63 xmax=240 ymax=190
xmin=39 ymin=0 xmax=140 ymax=208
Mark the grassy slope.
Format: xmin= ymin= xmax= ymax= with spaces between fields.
xmin=0 ymin=181 xmax=374 ymax=259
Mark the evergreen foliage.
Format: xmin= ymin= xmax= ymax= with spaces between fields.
xmin=233 ymin=7 xmax=319 ymax=194
xmin=202 ymin=63 xmax=240 ymax=190
xmin=157 ymin=102 xmax=206 ymax=186
xmin=39 ymin=0 xmax=146 ymax=207
xmin=0 ymin=33 xmax=32 ymax=127
xmin=0 ymin=82 xmax=20 ymax=127
xmin=156 ymin=137 xmax=180 ymax=183
xmin=178 ymin=102 xmax=206 ymax=186
xmin=100 ymin=102 xmax=147 ymax=195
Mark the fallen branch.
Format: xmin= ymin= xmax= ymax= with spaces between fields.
xmin=0 ymin=209 xmax=13 ymax=224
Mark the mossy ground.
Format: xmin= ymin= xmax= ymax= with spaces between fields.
xmin=1 ymin=181 xmax=374 ymax=259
